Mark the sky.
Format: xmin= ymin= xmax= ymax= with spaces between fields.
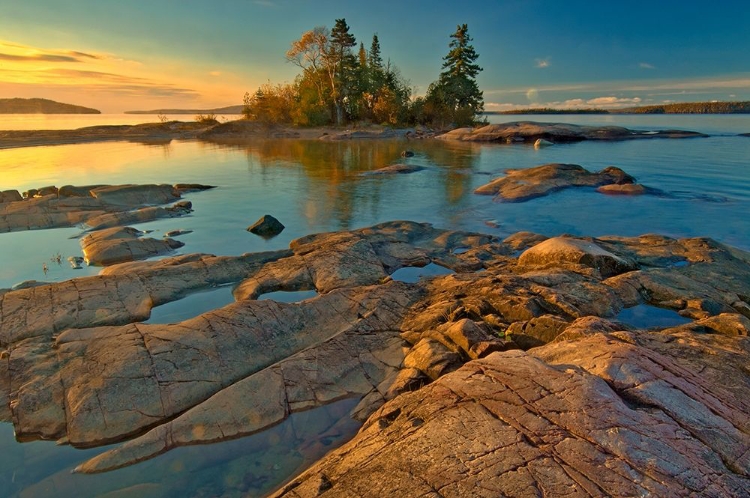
xmin=1 ymin=0 xmax=749 ymax=113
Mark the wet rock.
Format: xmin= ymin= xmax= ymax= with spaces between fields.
xmin=438 ymin=121 xmax=707 ymax=143
xmin=247 ymin=214 xmax=285 ymax=238
xmin=597 ymin=183 xmax=647 ymax=195
xmin=67 ymin=256 xmax=84 ymax=269
xmin=533 ymin=138 xmax=553 ymax=147
xmin=400 ymin=150 xmax=415 ymax=157
xmin=81 ymin=226 xmax=184 ymax=266
xmin=364 ymin=164 xmax=425 ymax=175
xmin=164 ymin=229 xmax=193 ymax=237
xmin=474 ymin=163 xmax=640 ymax=202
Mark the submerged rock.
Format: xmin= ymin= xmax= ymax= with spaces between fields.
xmin=364 ymin=164 xmax=425 ymax=175
xmin=247 ymin=214 xmax=285 ymax=238
xmin=474 ymin=163 xmax=643 ymax=202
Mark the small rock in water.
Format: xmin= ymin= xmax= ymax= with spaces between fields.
xmin=68 ymin=256 xmax=85 ymax=269
xmin=164 ymin=229 xmax=193 ymax=238
xmin=401 ymin=150 xmax=415 ymax=157
xmin=247 ymin=214 xmax=285 ymax=238
xmin=534 ymin=138 xmax=554 ymax=148
xmin=484 ymin=219 xmax=500 ymax=229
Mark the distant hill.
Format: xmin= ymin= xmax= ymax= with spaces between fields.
xmin=0 ymin=98 xmax=100 ymax=114
xmin=126 ymin=105 xmax=245 ymax=115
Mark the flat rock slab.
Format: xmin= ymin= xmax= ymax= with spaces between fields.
xmin=474 ymin=163 xmax=641 ymax=202
xmin=0 ymin=183 xmax=212 ymax=233
xmin=81 ymin=226 xmax=184 ymax=266
xmin=276 ymin=335 xmax=750 ymax=497
xmin=363 ymin=164 xmax=425 ymax=175
xmin=438 ymin=121 xmax=707 ymax=143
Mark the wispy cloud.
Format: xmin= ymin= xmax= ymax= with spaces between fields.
xmin=0 ymin=40 xmax=107 ymax=63
xmin=487 ymin=75 xmax=750 ymax=97
xmin=209 ymin=70 xmax=222 ymax=77
xmin=639 ymin=62 xmax=655 ymax=69
xmin=535 ymin=58 xmax=550 ymax=69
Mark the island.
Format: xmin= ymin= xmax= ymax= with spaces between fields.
xmin=0 ymin=98 xmax=100 ymax=114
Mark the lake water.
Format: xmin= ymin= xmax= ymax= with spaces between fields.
xmin=0 ymin=114 xmax=749 ymax=496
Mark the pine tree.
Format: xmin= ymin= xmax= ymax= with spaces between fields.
xmin=427 ymin=24 xmax=484 ymax=126
xmin=328 ymin=18 xmax=358 ymax=124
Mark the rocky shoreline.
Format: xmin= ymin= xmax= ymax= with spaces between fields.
xmin=0 ymin=119 xmax=711 ymax=149
xmin=0 ymin=203 xmax=749 ymax=495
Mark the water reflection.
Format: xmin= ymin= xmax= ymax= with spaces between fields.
xmin=231 ymin=139 xmax=481 ymax=230
xmin=0 ymin=398 xmax=361 ymax=498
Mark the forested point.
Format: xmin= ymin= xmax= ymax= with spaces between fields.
xmin=614 ymin=101 xmax=750 ymax=114
xmin=243 ymin=20 xmax=484 ymax=128
xmin=495 ymin=101 xmax=750 ymax=115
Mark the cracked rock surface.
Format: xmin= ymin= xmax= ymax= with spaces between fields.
xmin=1 ymin=220 xmax=749 ymax=496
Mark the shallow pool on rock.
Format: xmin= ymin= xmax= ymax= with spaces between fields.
xmin=258 ymin=289 xmax=319 ymax=303
xmin=390 ymin=262 xmax=455 ymax=283
xmin=615 ymin=304 xmax=693 ymax=329
xmin=145 ymin=285 xmax=236 ymax=324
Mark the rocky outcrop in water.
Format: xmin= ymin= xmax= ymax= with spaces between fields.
xmin=474 ymin=163 xmax=649 ymax=202
xmin=80 ymin=226 xmax=185 ymax=266
xmin=438 ymin=121 xmax=707 ymax=143
xmin=0 ymin=183 xmax=213 ymax=233
xmin=1 ymin=221 xmax=749 ymax=496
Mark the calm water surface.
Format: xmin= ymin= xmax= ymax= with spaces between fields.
xmin=0 ymin=114 xmax=749 ymax=496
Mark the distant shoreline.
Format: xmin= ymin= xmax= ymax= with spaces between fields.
xmin=488 ymin=101 xmax=750 ymax=115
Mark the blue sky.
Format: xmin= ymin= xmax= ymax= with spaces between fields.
xmin=1 ymin=0 xmax=748 ymax=112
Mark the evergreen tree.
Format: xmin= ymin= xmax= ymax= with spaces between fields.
xmin=328 ymin=18 xmax=358 ymax=124
xmin=426 ymin=24 xmax=483 ymax=126
xmin=369 ymin=34 xmax=383 ymax=70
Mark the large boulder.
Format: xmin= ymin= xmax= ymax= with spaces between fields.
xmin=519 ymin=236 xmax=638 ymax=277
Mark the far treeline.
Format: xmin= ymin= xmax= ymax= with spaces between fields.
xmin=499 ymin=101 xmax=750 ymax=115
xmin=243 ymin=20 xmax=484 ymax=128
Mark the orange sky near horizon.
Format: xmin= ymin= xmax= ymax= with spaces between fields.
xmin=0 ymin=39 xmax=251 ymax=112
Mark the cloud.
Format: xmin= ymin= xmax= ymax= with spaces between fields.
xmin=639 ymin=62 xmax=655 ymax=69
xmin=535 ymin=58 xmax=550 ymax=69
xmin=586 ymin=96 xmax=642 ymax=106
xmin=209 ymin=71 xmax=222 ymax=77
xmin=0 ymin=52 xmax=81 ymax=62
xmin=487 ymin=75 xmax=750 ymax=97
xmin=526 ymin=88 xmax=539 ymax=102
xmin=0 ymin=40 xmax=109 ymax=64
